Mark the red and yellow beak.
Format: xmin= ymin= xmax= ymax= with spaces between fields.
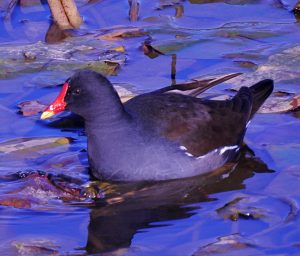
xmin=40 ymin=82 xmax=69 ymax=120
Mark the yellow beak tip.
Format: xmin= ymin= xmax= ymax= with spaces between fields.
xmin=40 ymin=111 xmax=54 ymax=120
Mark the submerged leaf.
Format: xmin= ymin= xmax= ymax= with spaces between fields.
xmin=0 ymin=171 xmax=104 ymax=209
xmin=193 ymin=234 xmax=255 ymax=255
xmin=216 ymin=197 xmax=266 ymax=221
xmin=12 ymin=240 xmax=59 ymax=255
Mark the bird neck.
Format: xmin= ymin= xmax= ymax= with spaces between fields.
xmin=84 ymin=99 xmax=131 ymax=132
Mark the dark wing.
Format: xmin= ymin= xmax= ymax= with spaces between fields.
xmin=124 ymin=79 xmax=273 ymax=157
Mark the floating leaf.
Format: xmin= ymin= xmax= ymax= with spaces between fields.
xmin=0 ymin=137 xmax=70 ymax=154
xmin=0 ymin=36 xmax=126 ymax=80
xmin=142 ymin=42 xmax=165 ymax=59
xmin=193 ymin=234 xmax=255 ymax=255
xmin=148 ymin=38 xmax=200 ymax=54
xmin=12 ymin=239 xmax=60 ymax=255
xmin=17 ymin=100 xmax=47 ymax=116
xmin=0 ymin=195 xmax=34 ymax=208
xmin=84 ymin=60 xmax=122 ymax=76
xmin=259 ymin=93 xmax=300 ymax=113
xmin=114 ymin=84 xmax=136 ymax=103
xmin=234 ymin=60 xmax=258 ymax=69
xmin=210 ymin=91 xmax=300 ymax=114
xmin=227 ymin=45 xmax=300 ymax=88
xmin=110 ymin=45 xmax=126 ymax=53
xmin=96 ymin=27 xmax=147 ymax=41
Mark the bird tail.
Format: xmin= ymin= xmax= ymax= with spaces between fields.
xmin=249 ymin=79 xmax=273 ymax=118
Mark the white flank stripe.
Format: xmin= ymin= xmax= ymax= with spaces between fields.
xmin=179 ymin=145 xmax=187 ymax=151
xmin=185 ymin=152 xmax=193 ymax=157
xmin=219 ymin=145 xmax=239 ymax=155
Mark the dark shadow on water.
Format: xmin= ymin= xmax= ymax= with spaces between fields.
xmin=85 ymin=151 xmax=273 ymax=254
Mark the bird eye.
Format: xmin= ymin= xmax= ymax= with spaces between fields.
xmin=73 ymin=88 xmax=81 ymax=95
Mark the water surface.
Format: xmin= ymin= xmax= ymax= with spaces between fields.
xmin=0 ymin=0 xmax=300 ymax=255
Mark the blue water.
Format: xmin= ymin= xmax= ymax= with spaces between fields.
xmin=0 ymin=0 xmax=300 ymax=255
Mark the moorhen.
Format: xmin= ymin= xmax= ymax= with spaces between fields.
xmin=41 ymin=70 xmax=273 ymax=181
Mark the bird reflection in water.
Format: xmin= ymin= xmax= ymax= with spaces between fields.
xmin=85 ymin=149 xmax=273 ymax=254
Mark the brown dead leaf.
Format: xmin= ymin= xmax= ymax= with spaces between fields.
xmin=142 ymin=42 xmax=165 ymax=59
xmin=0 ymin=195 xmax=34 ymax=208
xmin=97 ymin=27 xmax=147 ymax=41
xmin=17 ymin=100 xmax=47 ymax=116
xmin=291 ymin=94 xmax=300 ymax=109
xmin=128 ymin=0 xmax=140 ymax=21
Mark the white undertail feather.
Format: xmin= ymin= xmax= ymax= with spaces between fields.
xmin=179 ymin=144 xmax=239 ymax=159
